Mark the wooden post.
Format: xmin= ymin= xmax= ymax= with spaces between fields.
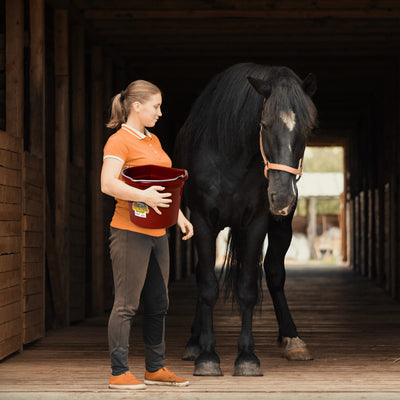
xmin=91 ymin=45 xmax=104 ymax=315
xmin=1 ymin=0 xmax=24 ymax=360
xmin=54 ymin=9 xmax=70 ymax=326
xmin=374 ymin=188 xmax=382 ymax=285
xmin=359 ymin=191 xmax=366 ymax=276
xmin=306 ymin=197 xmax=317 ymax=259
xmin=71 ymin=24 xmax=85 ymax=169
xmin=102 ymin=56 xmax=115 ymax=311
xmin=29 ymin=0 xmax=44 ymax=157
xmin=69 ymin=23 xmax=86 ymax=322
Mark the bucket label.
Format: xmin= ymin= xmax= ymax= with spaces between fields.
xmin=132 ymin=202 xmax=149 ymax=218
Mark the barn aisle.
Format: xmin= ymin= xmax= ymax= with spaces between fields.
xmin=0 ymin=264 xmax=400 ymax=400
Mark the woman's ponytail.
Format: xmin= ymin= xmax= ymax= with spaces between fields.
xmin=106 ymin=93 xmax=127 ymax=129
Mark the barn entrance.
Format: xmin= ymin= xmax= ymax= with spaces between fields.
xmin=1 ymin=1 xmax=400 ymax=396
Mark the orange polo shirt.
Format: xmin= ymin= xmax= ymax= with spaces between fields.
xmin=103 ymin=124 xmax=172 ymax=237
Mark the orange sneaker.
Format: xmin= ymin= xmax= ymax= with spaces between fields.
xmin=144 ymin=367 xmax=189 ymax=387
xmin=109 ymin=371 xmax=146 ymax=390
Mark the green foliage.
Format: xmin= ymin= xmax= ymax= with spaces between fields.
xmin=303 ymin=146 xmax=343 ymax=173
xmin=295 ymin=146 xmax=343 ymax=216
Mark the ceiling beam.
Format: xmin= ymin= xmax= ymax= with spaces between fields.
xmin=84 ymin=9 xmax=400 ymax=20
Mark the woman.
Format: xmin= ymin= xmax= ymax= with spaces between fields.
xmin=101 ymin=80 xmax=193 ymax=390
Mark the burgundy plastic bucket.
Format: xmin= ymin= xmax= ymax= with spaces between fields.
xmin=121 ymin=164 xmax=188 ymax=229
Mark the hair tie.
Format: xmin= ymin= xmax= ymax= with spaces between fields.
xmin=120 ymin=90 xmax=125 ymax=101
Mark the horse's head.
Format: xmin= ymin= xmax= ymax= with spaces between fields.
xmin=248 ymin=70 xmax=317 ymax=216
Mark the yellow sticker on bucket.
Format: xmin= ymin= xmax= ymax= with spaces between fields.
xmin=132 ymin=202 xmax=149 ymax=218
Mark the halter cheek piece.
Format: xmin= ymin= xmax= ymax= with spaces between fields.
xmin=259 ymin=123 xmax=304 ymax=182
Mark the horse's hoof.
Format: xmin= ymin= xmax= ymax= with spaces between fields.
xmin=234 ymin=361 xmax=263 ymax=376
xmin=281 ymin=336 xmax=313 ymax=361
xmin=194 ymin=361 xmax=223 ymax=376
xmin=182 ymin=344 xmax=200 ymax=361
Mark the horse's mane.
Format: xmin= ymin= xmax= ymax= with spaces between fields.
xmin=176 ymin=63 xmax=317 ymax=160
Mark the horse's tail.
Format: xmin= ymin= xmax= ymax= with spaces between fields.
xmin=219 ymin=228 xmax=264 ymax=305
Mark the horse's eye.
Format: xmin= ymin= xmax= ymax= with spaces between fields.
xmin=260 ymin=121 xmax=270 ymax=129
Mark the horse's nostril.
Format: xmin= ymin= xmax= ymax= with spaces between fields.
xmin=270 ymin=193 xmax=277 ymax=203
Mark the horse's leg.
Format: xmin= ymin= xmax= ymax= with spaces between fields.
xmin=265 ymin=213 xmax=312 ymax=361
xmin=182 ymin=298 xmax=202 ymax=361
xmin=233 ymin=220 xmax=267 ymax=376
xmin=186 ymin=213 xmax=222 ymax=376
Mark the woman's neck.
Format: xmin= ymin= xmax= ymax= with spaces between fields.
xmin=125 ymin=116 xmax=145 ymax=134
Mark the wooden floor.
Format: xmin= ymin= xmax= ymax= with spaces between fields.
xmin=1 ymin=264 xmax=400 ymax=400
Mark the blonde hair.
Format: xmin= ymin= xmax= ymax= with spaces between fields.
xmin=106 ymin=80 xmax=161 ymax=129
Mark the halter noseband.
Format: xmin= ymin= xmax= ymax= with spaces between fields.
xmin=259 ymin=126 xmax=304 ymax=181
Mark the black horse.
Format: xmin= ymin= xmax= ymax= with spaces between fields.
xmin=174 ymin=63 xmax=317 ymax=376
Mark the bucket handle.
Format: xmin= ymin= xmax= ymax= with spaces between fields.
xmin=122 ymin=168 xmax=187 ymax=184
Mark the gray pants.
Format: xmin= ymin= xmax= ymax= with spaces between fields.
xmin=108 ymin=227 xmax=169 ymax=376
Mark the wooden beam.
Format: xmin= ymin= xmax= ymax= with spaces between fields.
xmin=6 ymin=0 xmax=24 ymax=138
xmin=54 ymin=9 xmax=70 ymax=327
xmin=91 ymin=45 xmax=104 ymax=316
xmin=29 ymin=0 xmax=45 ymax=157
xmin=70 ymin=24 xmax=85 ymax=168
xmin=84 ymin=9 xmax=400 ymax=20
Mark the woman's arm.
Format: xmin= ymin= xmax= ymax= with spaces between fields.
xmin=101 ymin=158 xmax=172 ymax=215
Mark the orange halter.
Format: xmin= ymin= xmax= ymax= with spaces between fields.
xmin=259 ymin=128 xmax=303 ymax=181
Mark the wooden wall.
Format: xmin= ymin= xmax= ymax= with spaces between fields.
xmin=1 ymin=0 xmax=24 ymax=360
xmin=347 ymin=58 xmax=400 ymax=301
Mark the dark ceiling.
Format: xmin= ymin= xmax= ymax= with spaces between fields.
xmin=61 ymin=0 xmax=400 ymax=141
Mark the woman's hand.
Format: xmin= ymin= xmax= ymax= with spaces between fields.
xmin=177 ymin=209 xmax=194 ymax=240
xmin=143 ymin=186 xmax=172 ymax=215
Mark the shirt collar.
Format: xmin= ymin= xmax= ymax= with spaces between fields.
xmin=121 ymin=123 xmax=152 ymax=140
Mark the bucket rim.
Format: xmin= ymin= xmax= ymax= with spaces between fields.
xmin=122 ymin=166 xmax=187 ymax=184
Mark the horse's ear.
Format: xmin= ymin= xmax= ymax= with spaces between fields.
xmin=247 ymin=76 xmax=272 ymax=98
xmin=302 ymin=73 xmax=317 ymax=97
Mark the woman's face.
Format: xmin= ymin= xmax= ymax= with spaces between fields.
xmin=135 ymin=92 xmax=162 ymax=128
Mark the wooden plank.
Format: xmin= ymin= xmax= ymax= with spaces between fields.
xmin=45 ymin=192 xmax=66 ymax=327
xmin=54 ymin=9 xmax=70 ymax=327
xmin=23 ymin=166 xmax=43 ymax=189
xmin=0 ymin=166 xmax=22 ymax=187
xmin=0 ymin=203 xmax=21 ymax=220
xmin=0 ymin=270 xmax=20 ymax=290
xmin=0 ymin=335 xmax=21 ymax=360
xmin=22 ymin=231 xmax=43 ymax=248
xmin=0 ymin=186 xmax=21 ymax=204
xmin=0 ymin=286 xmax=20 ymax=307
xmin=5 ymin=0 xmax=24 ymax=138
xmin=23 ymin=308 xmax=42 ymax=328
xmin=23 ymin=198 xmax=43 ymax=217
xmin=23 ymin=277 xmax=43 ymax=296
xmin=359 ymin=191 xmax=366 ymax=276
xmin=22 ymin=248 xmax=42 ymax=263
xmin=0 ymin=236 xmax=20 ymax=255
xmin=0 ymin=148 xmax=21 ymax=169
xmin=0 ymin=302 xmax=21 ymax=324
xmin=0 ymin=220 xmax=21 ymax=236
xmin=70 ymin=23 xmax=85 ymax=168
xmin=0 ymin=319 xmax=20 ymax=342
xmin=29 ymin=0 xmax=45 ymax=157
xmin=23 ymin=215 xmax=43 ymax=232
xmin=384 ymin=183 xmax=390 ymax=291
xmin=90 ymin=45 xmax=104 ymax=316
xmin=23 ymin=262 xmax=43 ymax=279
xmin=23 ymin=293 xmax=43 ymax=312
xmin=23 ymin=323 xmax=43 ymax=344
xmin=0 ymin=254 xmax=21 ymax=273
xmin=23 ymin=152 xmax=42 ymax=170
